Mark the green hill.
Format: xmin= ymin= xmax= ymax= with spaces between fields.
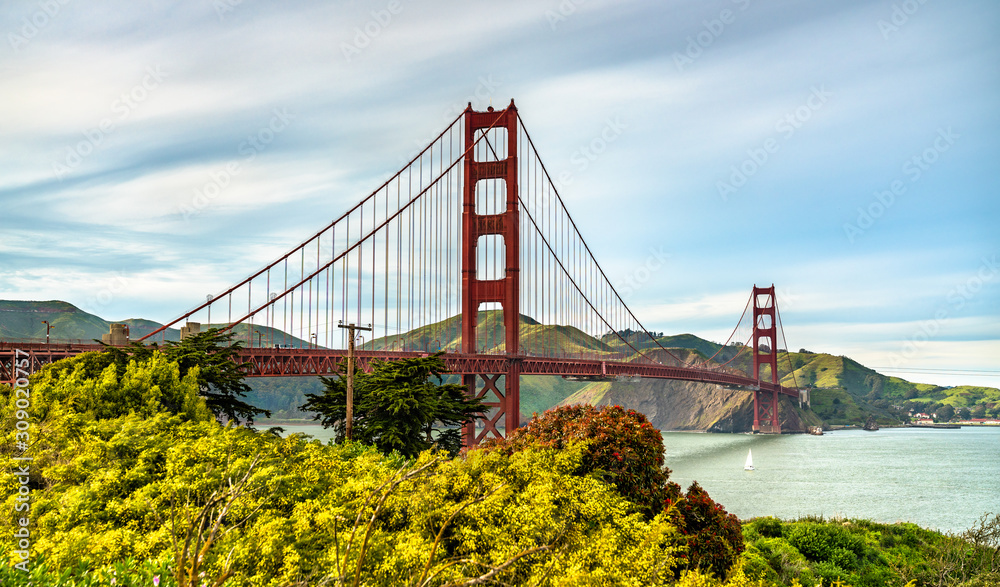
xmin=364 ymin=310 xmax=616 ymax=357
xmin=0 ymin=300 xmax=181 ymax=342
xmin=0 ymin=300 xmax=313 ymax=348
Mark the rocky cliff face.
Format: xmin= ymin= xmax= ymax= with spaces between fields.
xmin=558 ymin=378 xmax=816 ymax=433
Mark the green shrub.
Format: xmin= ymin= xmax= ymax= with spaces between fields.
xmin=753 ymin=517 xmax=783 ymax=538
xmin=787 ymin=522 xmax=865 ymax=564
xmin=738 ymin=546 xmax=779 ymax=584
xmin=813 ymin=560 xmax=857 ymax=586
xmin=752 ymin=536 xmax=814 ymax=585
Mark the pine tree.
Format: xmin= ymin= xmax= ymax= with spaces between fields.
xmin=301 ymin=353 xmax=486 ymax=457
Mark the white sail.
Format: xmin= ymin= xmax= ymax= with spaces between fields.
xmin=744 ymin=449 xmax=754 ymax=471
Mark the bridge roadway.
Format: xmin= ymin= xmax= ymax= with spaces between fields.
xmin=1 ymin=342 xmax=798 ymax=397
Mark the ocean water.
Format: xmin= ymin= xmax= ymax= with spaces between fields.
xmin=662 ymin=427 xmax=1000 ymax=534
xmin=274 ymin=423 xmax=338 ymax=444
xmin=277 ymin=423 xmax=1000 ymax=534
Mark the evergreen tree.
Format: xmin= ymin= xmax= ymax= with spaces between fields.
xmin=301 ymin=353 xmax=486 ymax=457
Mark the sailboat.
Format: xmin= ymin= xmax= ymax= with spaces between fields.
xmin=744 ymin=449 xmax=755 ymax=471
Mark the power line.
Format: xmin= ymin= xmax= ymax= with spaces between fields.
xmin=871 ymin=367 xmax=1000 ymax=376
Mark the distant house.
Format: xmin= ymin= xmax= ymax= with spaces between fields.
xmin=916 ymin=418 xmax=934 ymax=425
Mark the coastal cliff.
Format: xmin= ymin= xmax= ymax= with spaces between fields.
xmin=558 ymin=378 xmax=821 ymax=433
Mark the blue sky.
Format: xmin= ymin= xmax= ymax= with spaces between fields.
xmin=2 ymin=0 xmax=998 ymax=388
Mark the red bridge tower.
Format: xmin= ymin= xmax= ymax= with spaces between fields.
xmin=461 ymin=101 xmax=521 ymax=446
xmin=752 ymin=285 xmax=781 ymax=433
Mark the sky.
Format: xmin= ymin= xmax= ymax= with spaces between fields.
xmin=1 ymin=0 xmax=998 ymax=389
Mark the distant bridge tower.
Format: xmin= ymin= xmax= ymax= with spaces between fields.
xmin=461 ymin=101 xmax=521 ymax=446
xmin=752 ymin=285 xmax=781 ymax=434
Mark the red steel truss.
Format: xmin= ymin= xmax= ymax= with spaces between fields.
xmin=1 ymin=343 xmax=798 ymax=399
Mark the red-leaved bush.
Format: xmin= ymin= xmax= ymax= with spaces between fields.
xmin=664 ymin=480 xmax=745 ymax=578
xmin=483 ymin=404 xmax=669 ymax=516
xmin=483 ymin=404 xmax=744 ymax=578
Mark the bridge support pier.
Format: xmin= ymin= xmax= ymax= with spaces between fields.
xmin=461 ymin=361 xmax=520 ymax=446
xmin=752 ymin=285 xmax=781 ymax=434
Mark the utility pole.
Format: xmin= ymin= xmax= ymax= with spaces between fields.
xmin=41 ymin=320 xmax=53 ymax=345
xmin=338 ymin=321 xmax=372 ymax=441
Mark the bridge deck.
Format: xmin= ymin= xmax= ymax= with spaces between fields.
xmin=1 ymin=343 xmax=797 ymax=397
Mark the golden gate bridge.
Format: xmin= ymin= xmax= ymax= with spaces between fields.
xmin=1 ymin=100 xmax=800 ymax=443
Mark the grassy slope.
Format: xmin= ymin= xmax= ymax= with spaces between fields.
xmin=0 ymin=300 xmax=118 ymax=341
xmin=0 ymin=299 xmax=185 ymax=342
xmin=0 ymin=299 xmax=316 ymax=348
xmin=364 ymin=310 xmax=615 ymax=357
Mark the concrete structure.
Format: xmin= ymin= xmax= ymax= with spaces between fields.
xmin=180 ymin=322 xmax=201 ymax=341
xmin=101 ymin=323 xmax=129 ymax=346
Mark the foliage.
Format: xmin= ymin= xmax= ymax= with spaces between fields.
xmin=0 ymin=557 xmax=174 ymax=587
xmin=931 ymin=513 xmax=1000 ymax=586
xmin=300 ymin=354 xmax=486 ymax=457
xmin=101 ymin=328 xmax=269 ymax=424
xmin=740 ymin=515 xmax=1000 ymax=587
xmin=156 ymin=329 xmax=269 ymax=424
xmin=1 ymin=405 xmax=684 ymax=585
xmin=11 ymin=328 xmax=267 ymax=426
xmin=665 ymin=481 xmax=746 ymax=579
xmin=6 ymin=332 xmax=999 ymax=586
xmin=17 ymin=350 xmax=214 ymax=424
xmin=484 ymin=404 xmax=669 ymax=517
xmin=485 ymin=404 xmax=746 ymax=578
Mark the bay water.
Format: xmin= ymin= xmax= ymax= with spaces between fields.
xmin=663 ymin=427 xmax=1000 ymax=534
xmin=278 ymin=423 xmax=1000 ymax=534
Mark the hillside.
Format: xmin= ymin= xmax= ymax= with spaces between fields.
xmin=559 ymin=378 xmax=823 ymax=432
xmin=0 ymin=299 xmax=165 ymax=342
xmin=364 ymin=310 xmax=616 ymax=358
xmin=3 ymin=299 xmax=997 ymax=431
xmin=0 ymin=300 xmax=312 ymax=348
